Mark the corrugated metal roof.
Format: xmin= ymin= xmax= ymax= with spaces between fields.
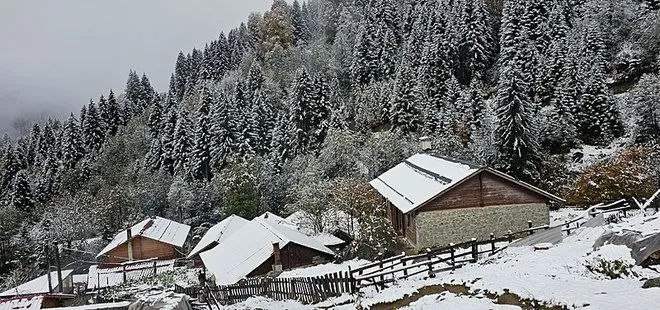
xmin=87 ymin=259 xmax=175 ymax=290
xmin=0 ymin=296 xmax=42 ymax=310
xmin=0 ymin=270 xmax=74 ymax=298
xmin=371 ymin=153 xmax=564 ymax=214
xmin=187 ymin=215 xmax=249 ymax=258
xmin=97 ymin=217 xmax=191 ymax=258
xmin=200 ymin=217 xmax=334 ymax=285
xmin=370 ymin=153 xmax=479 ymax=214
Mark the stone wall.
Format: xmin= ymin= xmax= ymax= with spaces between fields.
xmin=415 ymin=203 xmax=549 ymax=249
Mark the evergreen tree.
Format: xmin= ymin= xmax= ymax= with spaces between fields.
xmin=60 ymin=113 xmax=85 ymax=169
xmin=27 ymin=124 xmax=41 ymax=167
xmin=172 ymin=109 xmax=193 ymax=175
xmin=390 ymin=55 xmax=422 ymax=135
xmin=631 ymin=74 xmax=660 ymax=143
xmin=11 ymin=170 xmax=35 ymax=213
xmin=210 ymin=93 xmax=236 ymax=170
xmin=141 ymin=73 xmax=155 ymax=104
xmin=160 ymin=110 xmax=179 ymax=174
xmin=251 ymin=90 xmax=276 ymax=155
xmin=39 ymin=121 xmax=56 ymax=160
xmin=104 ymin=90 xmax=121 ymax=136
xmin=125 ymin=70 xmax=143 ymax=106
xmin=191 ymin=88 xmax=213 ymax=181
xmin=456 ymin=0 xmax=494 ymax=85
xmin=494 ymin=44 xmax=542 ymax=183
xmin=82 ymin=100 xmax=105 ymax=152
xmin=35 ymin=153 xmax=60 ymax=203
xmin=291 ymin=0 xmax=310 ymax=45
xmin=288 ymin=68 xmax=330 ymax=155
xmin=1 ymin=145 xmax=21 ymax=191
xmin=148 ymin=100 xmax=164 ymax=138
xmin=577 ymin=61 xmax=623 ymax=145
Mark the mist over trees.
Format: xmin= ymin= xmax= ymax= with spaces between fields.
xmin=1 ymin=0 xmax=660 ymax=281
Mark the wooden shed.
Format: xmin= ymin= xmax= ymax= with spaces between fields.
xmin=370 ymin=153 xmax=564 ymax=249
xmin=96 ymin=217 xmax=190 ymax=265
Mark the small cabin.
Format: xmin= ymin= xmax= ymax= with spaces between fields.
xmin=0 ymin=270 xmax=76 ymax=309
xmin=96 ymin=217 xmax=190 ymax=265
xmin=199 ymin=216 xmax=335 ymax=285
xmin=371 ymin=153 xmax=564 ymax=249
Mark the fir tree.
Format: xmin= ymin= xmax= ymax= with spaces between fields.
xmin=125 ymin=70 xmax=143 ymax=106
xmin=141 ymin=73 xmax=155 ymax=104
xmin=631 ymin=74 xmax=660 ymax=143
xmin=82 ymin=100 xmax=105 ymax=152
xmin=160 ymin=111 xmax=179 ymax=174
xmin=39 ymin=121 xmax=56 ymax=160
xmin=494 ymin=45 xmax=542 ymax=183
xmin=60 ymin=113 xmax=85 ymax=169
xmin=148 ymin=100 xmax=164 ymax=138
xmin=210 ymin=93 xmax=236 ymax=170
xmin=190 ymin=88 xmax=213 ymax=181
xmin=173 ymin=52 xmax=190 ymax=102
xmin=172 ymin=109 xmax=193 ymax=175
xmin=27 ymin=124 xmax=41 ymax=167
xmin=1 ymin=145 xmax=21 ymax=191
xmin=104 ymin=90 xmax=121 ymax=136
xmin=11 ymin=170 xmax=35 ymax=213
xmin=291 ymin=0 xmax=310 ymax=45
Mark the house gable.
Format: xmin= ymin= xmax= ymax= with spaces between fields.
xmin=102 ymin=236 xmax=180 ymax=265
xmin=418 ymin=170 xmax=550 ymax=212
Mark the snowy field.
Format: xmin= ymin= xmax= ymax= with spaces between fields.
xmin=218 ymin=212 xmax=660 ymax=309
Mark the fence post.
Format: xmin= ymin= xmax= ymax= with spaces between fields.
xmin=565 ymin=221 xmax=571 ymax=235
xmin=402 ymin=257 xmax=408 ymax=277
xmin=426 ymin=248 xmax=435 ymax=278
xmin=378 ymin=252 xmax=384 ymax=284
xmin=153 ymin=260 xmax=157 ymax=275
xmin=507 ymin=230 xmax=513 ymax=243
xmin=489 ymin=233 xmax=495 ymax=255
xmin=449 ymin=243 xmax=455 ymax=270
xmin=623 ymin=208 xmax=627 ymax=218
xmin=470 ymin=238 xmax=478 ymax=263
xmin=122 ymin=265 xmax=127 ymax=283
xmin=528 ymin=221 xmax=533 ymax=235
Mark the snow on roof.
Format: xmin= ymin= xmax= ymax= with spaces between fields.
xmin=87 ymin=259 xmax=175 ymax=290
xmin=312 ymin=233 xmax=346 ymax=247
xmin=0 ymin=270 xmax=74 ymax=298
xmin=256 ymin=212 xmax=298 ymax=230
xmin=97 ymin=217 xmax=191 ymax=258
xmin=47 ymin=301 xmax=131 ymax=310
xmin=187 ymin=215 xmax=249 ymax=259
xmin=200 ymin=218 xmax=334 ymax=285
xmin=370 ymin=153 xmax=480 ymax=213
xmin=0 ymin=296 xmax=43 ymax=310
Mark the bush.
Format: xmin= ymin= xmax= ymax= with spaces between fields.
xmin=642 ymin=277 xmax=660 ymax=289
xmin=566 ymin=147 xmax=657 ymax=206
xmin=585 ymin=258 xmax=639 ymax=279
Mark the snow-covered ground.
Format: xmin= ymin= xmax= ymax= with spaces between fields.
xmin=218 ymin=213 xmax=660 ymax=309
xmin=278 ymin=259 xmax=371 ymax=278
xmin=550 ymin=207 xmax=585 ymax=226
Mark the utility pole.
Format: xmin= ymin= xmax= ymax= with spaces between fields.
xmin=44 ymin=243 xmax=53 ymax=293
xmin=54 ymin=242 xmax=63 ymax=293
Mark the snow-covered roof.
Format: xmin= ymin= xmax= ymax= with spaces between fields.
xmin=0 ymin=296 xmax=42 ymax=310
xmin=97 ymin=217 xmax=191 ymax=258
xmin=371 ymin=153 xmax=564 ymax=214
xmin=187 ymin=215 xmax=249 ymax=259
xmin=200 ymin=217 xmax=334 ymax=285
xmin=312 ymin=233 xmax=346 ymax=247
xmin=370 ymin=153 xmax=480 ymax=213
xmin=0 ymin=270 xmax=74 ymax=298
xmin=87 ymin=259 xmax=175 ymax=290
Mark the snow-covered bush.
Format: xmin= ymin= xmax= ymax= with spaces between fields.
xmin=585 ymin=258 xmax=638 ymax=279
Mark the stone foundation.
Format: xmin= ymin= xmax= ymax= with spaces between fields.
xmin=415 ymin=203 xmax=549 ymax=249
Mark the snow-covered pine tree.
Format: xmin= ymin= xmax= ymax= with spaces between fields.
xmin=39 ymin=121 xmax=56 ymax=160
xmin=234 ymin=82 xmax=257 ymax=160
xmin=1 ymin=145 xmax=21 ymax=191
xmin=577 ymin=60 xmax=623 ymax=145
xmin=389 ymin=55 xmax=422 ymax=135
xmin=630 ymin=74 xmax=660 ymax=143
xmin=190 ymin=87 xmax=213 ymax=181
xmin=251 ymin=90 xmax=276 ymax=155
xmin=494 ymin=41 xmax=542 ymax=183
xmin=215 ymin=33 xmax=231 ymax=77
xmin=289 ymin=68 xmax=327 ymax=155
xmin=455 ymin=0 xmax=494 ymax=85
xmin=125 ymin=70 xmax=143 ymax=106
xmin=172 ymin=109 xmax=193 ymax=176
xmin=173 ymin=52 xmax=190 ymax=102
xmin=82 ymin=100 xmax=105 ymax=152
xmin=292 ymin=0 xmax=310 ymax=46
xmin=11 ymin=170 xmax=35 ymax=213
xmin=210 ymin=92 xmax=237 ymax=171
xmin=35 ymin=152 xmax=60 ymax=203
xmin=159 ymin=110 xmax=178 ymax=174
xmin=60 ymin=113 xmax=85 ymax=169
xmin=79 ymin=104 xmax=87 ymax=133
xmin=104 ymin=90 xmax=121 ymax=137
xmin=141 ymin=73 xmax=155 ymax=105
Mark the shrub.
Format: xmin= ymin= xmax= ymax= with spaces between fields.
xmin=585 ymin=258 xmax=639 ymax=279
xmin=566 ymin=147 xmax=657 ymax=206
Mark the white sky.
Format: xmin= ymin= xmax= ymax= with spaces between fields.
xmin=0 ymin=0 xmax=275 ymax=131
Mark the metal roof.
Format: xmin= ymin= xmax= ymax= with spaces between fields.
xmin=97 ymin=217 xmax=191 ymax=258
xmin=0 ymin=270 xmax=74 ymax=298
xmin=370 ymin=153 xmax=564 ymax=214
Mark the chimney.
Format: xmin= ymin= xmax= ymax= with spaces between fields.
xmin=127 ymin=227 xmax=134 ymax=261
xmin=272 ymin=243 xmax=282 ymax=271
xmin=419 ymin=136 xmax=432 ymax=152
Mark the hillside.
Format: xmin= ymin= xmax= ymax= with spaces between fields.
xmin=1 ymin=0 xmax=660 ymax=287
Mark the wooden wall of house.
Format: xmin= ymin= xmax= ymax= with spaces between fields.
xmin=419 ymin=171 xmax=548 ymax=212
xmin=103 ymin=236 xmax=181 ymax=264
xmin=246 ymin=243 xmax=333 ymax=278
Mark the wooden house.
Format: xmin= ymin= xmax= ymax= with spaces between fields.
xmin=199 ymin=216 xmax=335 ymax=285
xmin=96 ymin=217 xmax=190 ymax=265
xmin=0 ymin=270 xmax=76 ymax=309
xmin=370 ymin=153 xmax=564 ymax=249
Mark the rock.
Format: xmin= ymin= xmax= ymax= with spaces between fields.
xmin=642 ymin=277 xmax=660 ymax=289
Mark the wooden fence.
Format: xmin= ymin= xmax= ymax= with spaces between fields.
xmin=204 ymin=272 xmax=355 ymax=305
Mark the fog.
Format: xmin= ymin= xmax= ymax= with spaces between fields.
xmin=0 ymin=0 xmax=275 ymax=136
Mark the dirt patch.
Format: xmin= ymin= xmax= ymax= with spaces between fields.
xmin=368 ymin=284 xmax=567 ymax=310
